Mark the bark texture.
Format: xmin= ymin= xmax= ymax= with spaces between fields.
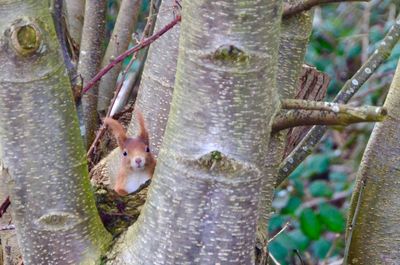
xmin=97 ymin=0 xmax=142 ymax=113
xmin=64 ymin=0 xmax=85 ymax=45
xmin=107 ymin=0 xmax=282 ymax=264
xmin=0 ymin=1 xmax=111 ymax=264
xmin=256 ymin=2 xmax=313 ymax=263
xmin=77 ymin=0 xmax=107 ymax=148
xmin=345 ymin=59 xmax=400 ymax=264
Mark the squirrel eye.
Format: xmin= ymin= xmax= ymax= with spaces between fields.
xmin=145 ymin=146 xmax=150 ymax=153
xmin=122 ymin=151 xmax=128 ymax=157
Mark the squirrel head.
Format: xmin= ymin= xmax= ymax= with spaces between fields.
xmin=104 ymin=111 xmax=155 ymax=195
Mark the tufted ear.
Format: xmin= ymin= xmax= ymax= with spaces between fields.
xmin=135 ymin=110 xmax=149 ymax=145
xmin=104 ymin=118 xmax=127 ymax=149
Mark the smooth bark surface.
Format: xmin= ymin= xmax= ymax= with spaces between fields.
xmin=107 ymin=0 xmax=282 ymax=264
xmin=257 ymin=2 xmax=313 ymax=263
xmin=345 ymin=58 xmax=400 ymax=264
xmin=0 ymin=1 xmax=111 ymax=264
xmin=77 ymin=0 xmax=107 ymax=148
xmin=64 ymin=0 xmax=85 ymax=44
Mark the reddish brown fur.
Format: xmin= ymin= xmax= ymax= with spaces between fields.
xmin=104 ymin=112 xmax=156 ymax=196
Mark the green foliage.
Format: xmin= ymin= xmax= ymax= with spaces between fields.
xmin=269 ymin=2 xmax=398 ymax=263
xmin=300 ymin=208 xmax=321 ymax=240
xmin=319 ymin=203 xmax=345 ymax=233
xmin=309 ymin=180 xmax=334 ymax=198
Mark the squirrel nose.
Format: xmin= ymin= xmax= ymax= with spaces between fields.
xmin=135 ymin=158 xmax=142 ymax=164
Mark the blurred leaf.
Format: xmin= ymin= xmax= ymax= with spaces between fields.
xmin=300 ymin=208 xmax=321 ymax=240
xmin=318 ymin=203 xmax=345 ymax=233
xmin=269 ymin=214 xmax=286 ymax=233
xmin=292 ymin=179 xmax=305 ymax=197
xmin=348 ymin=43 xmax=361 ymax=59
xmin=312 ymin=238 xmax=331 ymax=259
xmin=309 ymin=180 xmax=333 ymax=198
xmin=329 ymin=171 xmax=347 ymax=182
xmin=288 ymin=229 xmax=310 ymax=251
xmin=281 ymin=197 xmax=302 ymax=215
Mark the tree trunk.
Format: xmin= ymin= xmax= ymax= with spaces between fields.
xmin=106 ymin=0 xmax=282 ymax=264
xmin=257 ymin=2 xmax=313 ymax=263
xmin=0 ymin=1 xmax=111 ymax=264
xmin=345 ymin=59 xmax=400 ymax=264
xmin=78 ymin=0 xmax=107 ymax=148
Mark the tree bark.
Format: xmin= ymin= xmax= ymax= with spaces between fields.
xmin=77 ymin=0 xmax=107 ymax=148
xmin=344 ymin=59 xmax=400 ymax=264
xmin=0 ymin=1 xmax=111 ymax=264
xmin=106 ymin=0 xmax=282 ymax=264
xmin=256 ymin=2 xmax=313 ymax=263
xmin=64 ymin=0 xmax=85 ymax=45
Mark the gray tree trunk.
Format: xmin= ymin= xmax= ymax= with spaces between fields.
xmin=257 ymin=2 xmax=313 ymax=263
xmin=345 ymin=59 xmax=400 ymax=264
xmin=106 ymin=0 xmax=282 ymax=264
xmin=0 ymin=1 xmax=111 ymax=264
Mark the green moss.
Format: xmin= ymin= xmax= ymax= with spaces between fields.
xmin=213 ymin=45 xmax=248 ymax=63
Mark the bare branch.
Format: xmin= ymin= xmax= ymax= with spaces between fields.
xmin=283 ymin=0 xmax=369 ymax=18
xmin=272 ymin=104 xmax=386 ymax=132
xmin=77 ymin=0 xmax=107 ymax=148
xmin=0 ymin=196 xmax=10 ymax=219
xmin=97 ymin=0 xmax=142 ymax=113
xmin=82 ymin=16 xmax=181 ymax=94
xmin=277 ymin=14 xmax=400 ymax=187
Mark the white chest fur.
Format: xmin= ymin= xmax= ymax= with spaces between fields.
xmin=124 ymin=171 xmax=151 ymax=193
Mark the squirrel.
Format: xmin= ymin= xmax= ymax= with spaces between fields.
xmin=104 ymin=111 xmax=156 ymax=196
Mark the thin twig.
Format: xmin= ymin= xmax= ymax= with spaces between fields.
xmin=269 ymin=253 xmax=281 ymax=265
xmin=0 ymin=196 xmax=10 ymax=219
xmin=82 ymin=15 xmax=181 ymax=94
xmin=343 ymin=179 xmax=366 ymax=264
xmin=293 ymin=249 xmax=304 ymax=265
xmin=321 ymin=234 xmax=340 ymax=265
xmin=268 ymin=221 xmax=291 ymax=243
xmin=283 ymin=0 xmax=368 ymax=18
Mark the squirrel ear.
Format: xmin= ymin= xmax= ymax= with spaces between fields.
xmin=135 ymin=110 xmax=149 ymax=145
xmin=104 ymin=118 xmax=128 ymax=149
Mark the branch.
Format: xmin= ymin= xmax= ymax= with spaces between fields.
xmin=97 ymin=0 xmax=142 ymax=112
xmin=0 ymin=196 xmax=10 ymax=219
xmin=77 ymin=0 xmax=107 ymax=148
xmin=82 ymin=15 xmax=181 ymax=94
xmin=272 ymin=103 xmax=386 ymax=132
xmin=283 ymin=0 xmax=369 ymax=18
xmin=277 ymin=14 xmax=400 ymax=186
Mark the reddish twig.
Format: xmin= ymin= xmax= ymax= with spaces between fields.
xmin=87 ymin=4 xmax=160 ymax=161
xmin=82 ymin=15 xmax=181 ymax=94
xmin=0 ymin=196 xmax=11 ymax=218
